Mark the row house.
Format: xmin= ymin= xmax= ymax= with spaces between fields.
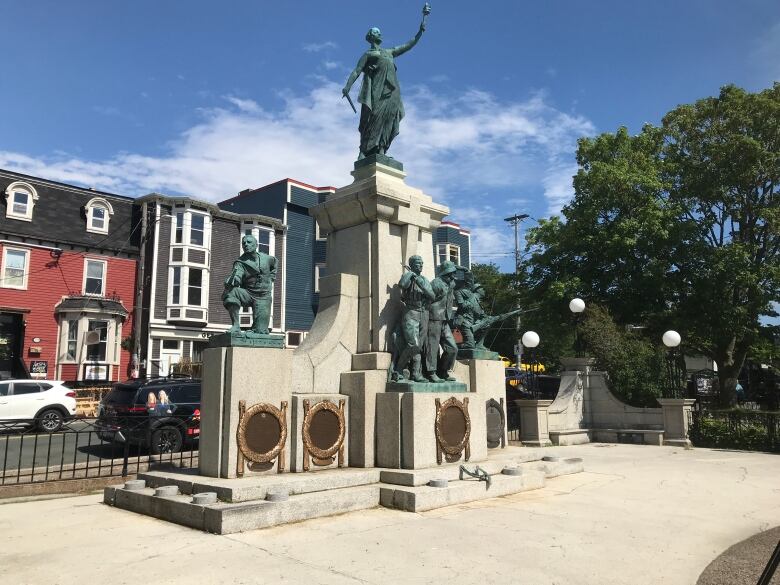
xmin=434 ymin=220 xmax=471 ymax=269
xmin=135 ymin=194 xmax=285 ymax=377
xmin=0 ymin=169 xmax=138 ymax=382
xmin=219 ymin=179 xmax=335 ymax=347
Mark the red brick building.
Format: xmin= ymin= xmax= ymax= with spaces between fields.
xmin=0 ymin=170 xmax=139 ymax=382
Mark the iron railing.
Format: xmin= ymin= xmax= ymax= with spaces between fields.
xmin=689 ymin=407 xmax=780 ymax=453
xmin=0 ymin=415 xmax=198 ymax=487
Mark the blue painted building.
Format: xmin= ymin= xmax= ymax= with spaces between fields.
xmin=433 ymin=221 xmax=471 ymax=269
xmin=219 ymin=179 xmax=334 ymax=347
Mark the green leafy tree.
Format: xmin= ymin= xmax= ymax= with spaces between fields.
xmin=523 ymin=84 xmax=780 ymax=406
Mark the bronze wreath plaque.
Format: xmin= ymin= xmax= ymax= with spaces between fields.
xmin=486 ymin=398 xmax=506 ymax=449
xmin=302 ymin=399 xmax=346 ymax=471
xmin=435 ymin=396 xmax=471 ymax=464
xmin=236 ymin=400 xmax=288 ymax=476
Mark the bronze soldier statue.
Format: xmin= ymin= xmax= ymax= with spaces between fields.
xmin=425 ymin=261 xmax=458 ymax=382
xmin=223 ymin=234 xmax=277 ymax=336
xmin=392 ymin=255 xmax=434 ymax=381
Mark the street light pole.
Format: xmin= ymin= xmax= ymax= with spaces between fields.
xmin=504 ymin=213 xmax=529 ymax=368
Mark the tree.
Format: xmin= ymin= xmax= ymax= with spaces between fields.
xmin=523 ymin=84 xmax=780 ymax=406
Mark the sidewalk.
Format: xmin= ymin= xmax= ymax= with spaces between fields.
xmin=1 ymin=443 xmax=778 ymax=585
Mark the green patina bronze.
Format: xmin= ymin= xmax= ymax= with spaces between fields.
xmin=343 ymin=3 xmax=431 ymax=161
xmin=210 ymin=233 xmax=284 ymax=348
xmin=454 ymin=269 xmax=521 ymax=360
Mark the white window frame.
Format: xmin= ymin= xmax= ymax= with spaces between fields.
xmin=315 ymin=220 xmax=327 ymax=241
xmin=314 ymin=263 xmax=326 ymax=293
xmin=4 ymin=181 xmax=39 ymax=222
xmin=85 ymin=197 xmax=114 ymax=235
xmin=83 ymin=258 xmax=107 ymax=296
xmin=167 ymin=265 xmax=209 ymax=309
xmin=1 ymin=246 xmax=30 ymax=290
xmin=436 ymin=243 xmax=460 ymax=266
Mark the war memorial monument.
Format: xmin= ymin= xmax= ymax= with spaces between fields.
xmin=103 ymin=5 xmax=584 ymax=533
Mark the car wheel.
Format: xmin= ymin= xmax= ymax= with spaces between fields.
xmin=151 ymin=426 xmax=183 ymax=454
xmin=37 ymin=409 xmax=64 ymax=433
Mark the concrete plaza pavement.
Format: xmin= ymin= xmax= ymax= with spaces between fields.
xmin=0 ymin=443 xmax=778 ymax=585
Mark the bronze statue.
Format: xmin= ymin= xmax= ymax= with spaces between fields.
xmin=392 ymin=255 xmax=434 ymax=381
xmin=454 ymin=269 xmax=520 ymax=355
xmin=223 ymin=234 xmax=277 ymax=336
xmin=425 ymin=261 xmax=458 ymax=382
xmin=342 ymin=4 xmax=431 ymax=160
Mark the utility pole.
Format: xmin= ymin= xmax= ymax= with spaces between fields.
xmin=504 ymin=213 xmax=529 ymax=369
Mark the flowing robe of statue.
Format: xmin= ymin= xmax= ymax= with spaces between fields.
xmin=357 ymin=48 xmax=405 ymax=157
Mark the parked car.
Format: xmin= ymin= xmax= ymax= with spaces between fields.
xmin=96 ymin=377 xmax=201 ymax=454
xmin=0 ymin=380 xmax=77 ymax=432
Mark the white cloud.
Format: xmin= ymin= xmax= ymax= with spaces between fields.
xmin=322 ymin=60 xmax=343 ymax=71
xmin=0 ymin=79 xmax=593 ymax=264
xmin=303 ymin=41 xmax=337 ymax=53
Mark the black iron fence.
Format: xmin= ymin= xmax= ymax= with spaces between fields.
xmin=0 ymin=416 xmax=198 ymax=488
xmin=689 ymin=406 xmax=780 ymax=453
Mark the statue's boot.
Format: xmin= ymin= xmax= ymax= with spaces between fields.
xmin=226 ymin=305 xmax=242 ymax=334
xmin=427 ymin=373 xmax=444 ymax=383
xmin=410 ymin=355 xmax=426 ymax=383
xmin=438 ymin=372 xmax=457 ymax=382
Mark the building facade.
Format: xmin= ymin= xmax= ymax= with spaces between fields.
xmin=135 ymin=194 xmax=285 ymax=377
xmin=0 ymin=169 xmax=139 ymax=382
xmin=433 ymin=220 xmax=471 ymax=269
xmin=219 ymin=179 xmax=335 ymax=347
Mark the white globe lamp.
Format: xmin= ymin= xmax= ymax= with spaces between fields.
xmin=662 ymin=330 xmax=681 ymax=348
xmin=569 ymin=298 xmax=585 ymax=314
xmin=521 ymin=331 xmax=540 ymax=348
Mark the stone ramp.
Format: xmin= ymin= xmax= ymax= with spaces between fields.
xmin=103 ymin=447 xmax=584 ymax=534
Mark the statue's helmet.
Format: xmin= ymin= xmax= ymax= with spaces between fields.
xmin=437 ymin=261 xmax=457 ymax=277
xmin=366 ymin=27 xmax=382 ymax=43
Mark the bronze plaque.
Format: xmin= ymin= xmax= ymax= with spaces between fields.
xmin=486 ymin=402 xmax=504 ymax=449
xmin=310 ymin=409 xmax=340 ymax=451
xmin=245 ymin=411 xmax=282 ymax=455
xmin=441 ymin=405 xmax=467 ymax=448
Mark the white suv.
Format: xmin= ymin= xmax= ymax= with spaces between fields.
xmin=0 ymin=380 xmax=77 ymax=432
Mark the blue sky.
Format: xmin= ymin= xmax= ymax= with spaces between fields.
xmin=1 ymin=0 xmax=778 ymax=270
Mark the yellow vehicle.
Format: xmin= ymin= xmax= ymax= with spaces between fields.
xmin=505 ymin=362 xmax=546 ymax=387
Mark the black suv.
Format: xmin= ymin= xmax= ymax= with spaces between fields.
xmin=96 ymin=378 xmax=201 ymax=454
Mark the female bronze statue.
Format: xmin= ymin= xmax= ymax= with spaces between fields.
xmin=342 ymin=4 xmax=430 ymax=160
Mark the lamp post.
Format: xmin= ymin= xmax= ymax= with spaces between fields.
xmin=662 ymin=330 xmax=685 ymax=398
xmin=504 ymin=213 xmax=529 ymax=369
xmin=521 ymin=330 xmax=540 ymax=397
xmin=569 ymin=297 xmax=586 ymax=357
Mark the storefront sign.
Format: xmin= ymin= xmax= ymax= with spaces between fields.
xmin=30 ymin=360 xmax=48 ymax=379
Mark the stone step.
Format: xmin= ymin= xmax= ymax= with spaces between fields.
xmin=378 ymin=457 xmax=584 ymax=513
xmin=105 ymin=483 xmax=381 ymax=535
xmin=379 ymin=449 xmax=548 ymax=487
xmin=138 ymin=467 xmax=381 ymax=502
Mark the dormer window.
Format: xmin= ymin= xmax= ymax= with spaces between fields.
xmin=4 ymin=182 xmax=39 ymax=221
xmin=85 ymin=197 xmax=114 ymax=234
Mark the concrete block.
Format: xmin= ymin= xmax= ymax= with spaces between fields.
xmin=103 ymin=486 xmax=118 ymax=505
xmin=376 ymin=392 xmax=403 ymax=468
xmin=340 ymin=369 xmax=387 ymax=467
xmin=199 ymin=346 xmax=226 ymax=477
xmin=351 ymin=352 xmax=392 ymax=371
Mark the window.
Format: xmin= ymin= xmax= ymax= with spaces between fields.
xmin=175 ymin=212 xmax=184 ymax=244
xmin=84 ymin=197 xmax=114 ymax=234
xmin=84 ymin=259 xmax=106 ymax=295
xmin=188 ymin=269 xmax=202 ymax=305
xmin=170 ymin=384 xmax=200 ymax=404
xmin=13 ymin=382 xmax=42 ymax=395
xmin=315 ymin=263 xmax=326 ymax=293
xmin=315 ymin=221 xmax=327 ymax=241
xmin=86 ymin=320 xmax=108 ymax=362
xmin=162 ymin=339 xmax=180 ymax=351
xmin=190 ymin=214 xmax=205 ymax=246
xmin=257 ymin=229 xmax=270 ymax=255
xmin=0 ymin=382 xmax=9 ymax=397
xmin=286 ymin=332 xmax=303 ymax=347
xmin=171 ymin=267 xmax=181 ymax=304
xmin=66 ymin=319 xmax=79 ymax=361
xmin=437 ymin=243 xmax=460 ymax=266
xmin=4 ymin=181 xmax=38 ymax=221
xmin=1 ymin=247 xmax=29 ymax=289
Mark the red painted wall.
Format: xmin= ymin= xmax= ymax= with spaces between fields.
xmin=0 ymin=244 xmax=136 ymax=382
